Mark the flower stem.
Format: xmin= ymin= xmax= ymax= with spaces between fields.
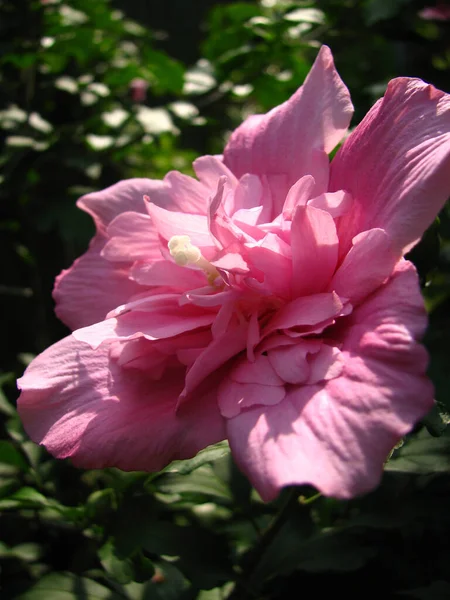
xmin=227 ymin=488 xmax=300 ymax=600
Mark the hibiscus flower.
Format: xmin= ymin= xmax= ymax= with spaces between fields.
xmin=17 ymin=47 xmax=450 ymax=500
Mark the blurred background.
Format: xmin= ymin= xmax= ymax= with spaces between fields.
xmin=1 ymin=1 xmax=450 ymax=598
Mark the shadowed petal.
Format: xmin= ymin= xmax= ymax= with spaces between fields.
xmin=227 ymin=261 xmax=433 ymax=500
xmin=265 ymin=292 xmax=343 ymax=336
xmin=53 ymin=236 xmax=147 ymax=330
xmin=74 ymin=301 xmax=216 ymax=348
xmin=329 ymin=228 xmax=398 ymax=304
xmin=17 ymin=336 xmax=225 ymax=471
xmin=218 ymin=378 xmax=286 ymax=418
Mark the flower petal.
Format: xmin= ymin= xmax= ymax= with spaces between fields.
xmin=101 ymin=212 xmax=160 ymax=262
xmin=282 ymin=175 xmax=316 ymax=220
xmin=329 ymin=228 xmax=398 ymax=304
xmin=180 ymin=325 xmax=248 ymax=401
xmin=146 ymin=202 xmax=214 ymax=250
xmin=227 ymin=260 xmax=433 ymax=500
xmin=193 ymin=155 xmax=238 ymax=191
xmin=223 ymin=46 xmax=353 ymax=196
xmin=218 ymin=378 xmax=286 ymax=418
xmin=78 ymin=178 xmax=172 ymax=235
xmin=330 ymin=77 xmax=450 ymax=255
xmin=291 ymin=205 xmax=339 ymax=297
xmin=74 ymin=301 xmax=216 ymax=348
xmin=307 ymin=190 xmax=352 ymax=219
xmin=265 ymin=292 xmax=343 ymax=336
xmin=17 ymin=336 xmax=225 ymax=471
xmin=268 ymin=340 xmax=321 ymax=384
xmin=53 ymin=236 xmax=146 ymax=330
xmin=245 ymin=232 xmax=292 ymax=298
xmin=159 ymin=171 xmax=210 ymax=215
xmin=231 ymin=354 xmax=284 ymax=385
xmin=130 ymin=259 xmax=204 ymax=289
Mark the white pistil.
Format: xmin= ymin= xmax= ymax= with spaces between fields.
xmin=168 ymin=235 xmax=220 ymax=285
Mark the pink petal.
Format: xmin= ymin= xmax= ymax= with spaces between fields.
xmin=330 ymin=77 xmax=450 ymax=256
xmin=233 ymin=174 xmax=264 ymax=213
xmin=208 ymin=178 xmax=253 ymax=250
xmin=218 ymin=378 xmax=286 ymax=418
xmin=223 ymin=46 xmax=353 ymax=196
xmin=231 ymin=354 xmax=284 ymax=385
xmin=268 ymin=340 xmax=321 ymax=384
xmin=211 ymin=298 xmax=237 ymax=339
xmin=56 ymin=178 xmax=178 ymax=329
xmin=17 ymin=336 xmax=225 ymax=471
xmin=146 ymin=202 xmax=214 ymax=250
xmin=329 ymin=228 xmax=398 ymax=304
xmin=74 ymin=301 xmax=216 ymax=348
xmin=130 ymin=259 xmax=205 ymax=289
xmin=180 ymin=325 xmax=248 ymax=401
xmin=307 ymin=190 xmax=353 ymax=218
xmin=245 ymin=233 xmax=293 ymax=299
xmin=160 ymin=171 xmax=210 ymax=215
xmin=307 ymin=344 xmax=344 ymax=384
xmin=193 ymin=155 xmax=239 ymax=191
xmin=53 ymin=236 xmax=146 ymax=330
xmin=182 ymin=288 xmax=236 ymax=308
xmin=246 ymin=310 xmax=260 ymax=361
xmin=78 ymin=179 xmax=171 ymax=235
xmin=282 ymin=175 xmax=316 ymax=220
xmin=291 ymin=206 xmax=339 ymax=297
xmin=212 ymin=252 xmax=250 ymax=275
xmin=101 ymin=212 xmax=160 ymax=262
xmin=265 ymin=292 xmax=343 ymax=336
xmin=227 ymin=260 xmax=433 ymax=501
xmin=116 ymin=341 xmax=170 ymax=379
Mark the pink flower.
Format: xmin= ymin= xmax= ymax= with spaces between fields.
xmin=17 ymin=47 xmax=450 ymax=500
xmin=419 ymin=3 xmax=450 ymax=20
xmin=130 ymin=78 xmax=149 ymax=103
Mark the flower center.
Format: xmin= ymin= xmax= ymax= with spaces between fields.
xmin=168 ymin=235 xmax=220 ymax=285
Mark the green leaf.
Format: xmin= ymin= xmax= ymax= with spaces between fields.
xmin=0 ymin=373 xmax=16 ymax=416
xmin=86 ymin=488 xmax=117 ymax=518
xmin=112 ymin=497 xmax=232 ymax=590
xmin=422 ymin=403 xmax=448 ymax=437
xmin=165 ymin=442 xmax=230 ymax=476
xmin=155 ymin=465 xmax=232 ymax=500
xmin=400 ymin=581 xmax=450 ymax=599
xmin=364 ymin=0 xmax=409 ymax=25
xmin=10 ymin=543 xmax=43 ymax=562
xmin=15 ymin=572 xmax=126 ymax=600
xmin=0 ymin=440 xmax=29 ymax=472
xmin=386 ymin=429 xmax=450 ymax=474
xmin=138 ymin=561 xmax=190 ymax=600
xmin=98 ymin=538 xmax=136 ymax=585
xmin=142 ymin=522 xmax=233 ymax=589
xmin=294 ymin=531 xmax=378 ymax=573
xmin=0 ymin=486 xmax=83 ymax=521
xmin=0 ymin=486 xmax=50 ymax=509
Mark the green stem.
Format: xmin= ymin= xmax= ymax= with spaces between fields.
xmin=227 ymin=488 xmax=300 ymax=600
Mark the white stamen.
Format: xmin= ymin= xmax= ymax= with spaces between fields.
xmin=168 ymin=235 xmax=202 ymax=266
xmin=168 ymin=235 xmax=220 ymax=285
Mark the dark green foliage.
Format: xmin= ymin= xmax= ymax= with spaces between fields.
xmin=2 ymin=0 xmax=450 ymax=598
